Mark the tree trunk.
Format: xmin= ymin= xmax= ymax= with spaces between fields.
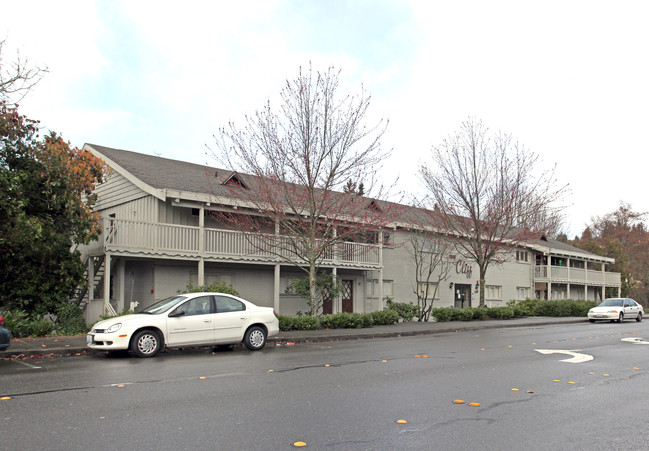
xmin=479 ymin=267 xmax=486 ymax=307
xmin=309 ymin=261 xmax=318 ymax=316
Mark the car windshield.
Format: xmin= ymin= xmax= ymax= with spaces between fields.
xmin=139 ymin=296 xmax=188 ymax=314
xmin=598 ymin=299 xmax=623 ymax=307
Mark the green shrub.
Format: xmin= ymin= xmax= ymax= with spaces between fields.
xmin=291 ymin=315 xmax=320 ymax=330
xmin=55 ymin=303 xmax=88 ymax=335
xmin=385 ymin=299 xmax=420 ymax=322
xmin=371 ymin=309 xmax=399 ymax=325
xmin=431 ymin=308 xmax=454 ymax=322
xmin=486 ymin=306 xmax=515 ymax=319
xmin=455 ymin=308 xmax=475 ymax=321
xmin=320 ymin=313 xmax=373 ymax=329
xmin=25 ymin=317 xmax=55 ymax=337
xmin=277 ymin=315 xmax=293 ymax=331
xmin=508 ymin=299 xmax=540 ymax=317
xmin=277 ymin=314 xmax=319 ymax=331
xmin=471 ymin=307 xmax=488 ymax=320
xmin=569 ymin=300 xmax=597 ymax=316
xmin=2 ymin=310 xmax=30 ymax=337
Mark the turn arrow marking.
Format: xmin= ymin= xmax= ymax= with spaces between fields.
xmin=621 ymin=337 xmax=649 ymax=345
xmin=535 ymin=349 xmax=594 ymax=363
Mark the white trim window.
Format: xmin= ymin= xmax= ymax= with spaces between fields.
xmin=486 ymin=285 xmax=502 ymax=300
xmin=367 ymin=279 xmax=394 ymax=298
xmin=417 ymin=281 xmax=439 ymax=300
xmin=517 ymin=287 xmax=530 ymax=299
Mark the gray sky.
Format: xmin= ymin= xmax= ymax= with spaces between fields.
xmin=2 ymin=0 xmax=647 ymax=236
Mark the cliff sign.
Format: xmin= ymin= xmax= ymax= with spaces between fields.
xmin=455 ymin=259 xmax=473 ymax=279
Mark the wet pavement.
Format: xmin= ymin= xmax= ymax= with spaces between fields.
xmin=0 ymin=316 xmax=587 ymax=359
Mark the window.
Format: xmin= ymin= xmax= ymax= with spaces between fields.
xmin=215 ymin=295 xmax=245 ymax=313
xmin=517 ymin=287 xmax=530 ymax=300
xmin=417 ymin=281 xmax=439 ymax=299
xmin=281 ymin=276 xmax=301 ymax=293
xmin=486 ymin=285 xmax=502 ymax=300
xmin=368 ymin=279 xmax=394 ymax=297
xmin=516 ymin=251 xmax=528 ymax=262
xmin=173 ymin=296 xmax=213 ymax=316
xmin=363 ymin=231 xmax=393 ymax=247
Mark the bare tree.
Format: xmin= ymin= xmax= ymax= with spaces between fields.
xmin=211 ymin=64 xmax=400 ymax=315
xmin=419 ymin=118 xmax=567 ymax=306
xmin=0 ymin=40 xmax=48 ymax=104
xmin=408 ymin=226 xmax=454 ymax=321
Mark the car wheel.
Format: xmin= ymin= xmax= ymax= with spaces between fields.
xmin=243 ymin=326 xmax=267 ymax=351
xmin=131 ymin=330 xmax=162 ymax=358
xmin=617 ymin=313 xmax=624 ymax=323
xmin=637 ymin=313 xmax=643 ymax=322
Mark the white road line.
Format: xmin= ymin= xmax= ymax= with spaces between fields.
xmin=621 ymin=337 xmax=649 ymax=345
xmin=14 ymin=360 xmax=42 ymax=369
xmin=535 ymin=349 xmax=594 ymax=363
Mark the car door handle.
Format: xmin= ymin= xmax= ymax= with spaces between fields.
xmin=204 ymin=320 xmax=212 ymax=323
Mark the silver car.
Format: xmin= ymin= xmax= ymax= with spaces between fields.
xmin=588 ymin=298 xmax=644 ymax=323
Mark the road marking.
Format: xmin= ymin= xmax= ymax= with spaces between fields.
xmin=535 ymin=349 xmax=594 ymax=363
xmin=621 ymin=337 xmax=649 ymax=345
xmin=14 ymin=360 xmax=41 ymax=369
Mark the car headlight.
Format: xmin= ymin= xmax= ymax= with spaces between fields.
xmin=106 ymin=323 xmax=122 ymax=333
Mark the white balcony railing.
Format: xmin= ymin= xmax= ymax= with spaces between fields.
xmin=534 ymin=265 xmax=621 ymax=286
xmin=105 ymin=218 xmax=380 ymax=267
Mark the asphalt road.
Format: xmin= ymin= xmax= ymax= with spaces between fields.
xmin=2 ymin=320 xmax=648 ymax=450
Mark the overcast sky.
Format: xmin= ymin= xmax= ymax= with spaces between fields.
xmin=2 ymin=0 xmax=647 ymax=237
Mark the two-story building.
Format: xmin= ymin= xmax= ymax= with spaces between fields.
xmin=78 ymin=144 xmax=621 ymax=321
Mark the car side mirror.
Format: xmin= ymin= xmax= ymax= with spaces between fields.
xmin=168 ymin=310 xmax=185 ymax=318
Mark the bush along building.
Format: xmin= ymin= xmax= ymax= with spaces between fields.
xmin=77 ymin=145 xmax=621 ymax=322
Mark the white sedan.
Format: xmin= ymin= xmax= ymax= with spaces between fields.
xmin=588 ymin=298 xmax=644 ymax=323
xmin=87 ymin=292 xmax=280 ymax=357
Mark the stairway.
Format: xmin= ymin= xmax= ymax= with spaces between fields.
xmin=75 ymin=255 xmax=105 ymax=308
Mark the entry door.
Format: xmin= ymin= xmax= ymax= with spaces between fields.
xmin=454 ymin=284 xmax=471 ymax=309
xmin=341 ymin=280 xmax=354 ymax=313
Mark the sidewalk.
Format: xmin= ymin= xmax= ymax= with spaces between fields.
xmin=0 ymin=316 xmax=587 ymax=359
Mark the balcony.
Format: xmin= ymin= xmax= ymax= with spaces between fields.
xmin=103 ymin=218 xmax=381 ymax=269
xmin=534 ymin=266 xmax=621 ymax=286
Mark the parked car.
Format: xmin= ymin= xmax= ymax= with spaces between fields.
xmin=0 ymin=311 xmax=11 ymax=351
xmin=87 ymin=292 xmax=279 ymax=357
xmin=588 ymin=298 xmax=644 ymax=323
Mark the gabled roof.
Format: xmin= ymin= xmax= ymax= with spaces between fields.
xmin=86 ymin=143 xmax=252 ymax=203
xmin=87 ymin=144 xmax=613 ymax=264
xmin=528 ymin=235 xmax=613 ymax=263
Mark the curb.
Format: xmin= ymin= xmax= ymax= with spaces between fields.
xmin=0 ymin=317 xmax=588 ymax=359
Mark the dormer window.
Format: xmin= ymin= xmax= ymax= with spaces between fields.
xmin=367 ymin=201 xmax=382 ymax=212
xmin=222 ymin=172 xmax=248 ymax=189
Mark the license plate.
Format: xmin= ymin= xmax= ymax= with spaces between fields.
xmin=86 ymin=334 xmax=93 ymax=344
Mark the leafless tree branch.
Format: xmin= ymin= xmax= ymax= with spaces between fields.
xmin=0 ymin=40 xmax=48 ymax=104
xmin=419 ymin=117 xmax=568 ymax=306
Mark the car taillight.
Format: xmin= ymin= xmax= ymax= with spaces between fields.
xmin=273 ymin=310 xmax=278 ymax=318
xmin=0 ymin=314 xmax=4 ymax=326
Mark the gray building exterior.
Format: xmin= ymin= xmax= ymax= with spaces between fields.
xmin=78 ymin=145 xmax=621 ymax=322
